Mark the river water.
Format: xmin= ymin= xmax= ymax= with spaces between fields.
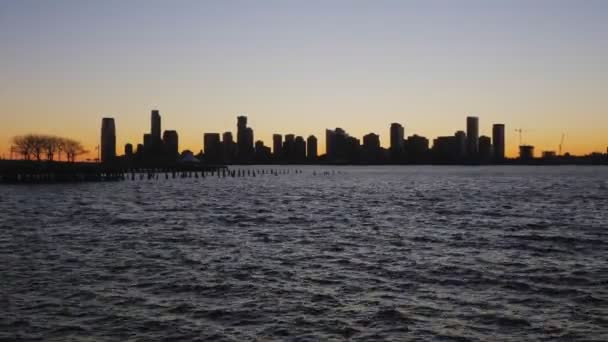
xmin=1 ymin=166 xmax=607 ymax=341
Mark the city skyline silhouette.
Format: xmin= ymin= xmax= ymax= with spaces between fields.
xmin=1 ymin=1 xmax=607 ymax=158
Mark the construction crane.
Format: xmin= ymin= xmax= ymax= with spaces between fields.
xmin=515 ymin=128 xmax=528 ymax=146
xmin=559 ymin=134 xmax=565 ymax=156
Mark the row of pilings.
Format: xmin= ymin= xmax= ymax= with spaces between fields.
xmin=121 ymin=168 xmax=305 ymax=181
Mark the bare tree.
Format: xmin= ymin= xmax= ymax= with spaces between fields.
xmin=12 ymin=135 xmax=88 ymax=162
xmin=64 ymin=139 xmax=88 ymax=162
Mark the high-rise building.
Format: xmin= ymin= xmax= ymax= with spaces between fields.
xmin=255 ymin=140 xmax=272 ymax=163
xmin=143 ymin=133 xmax=152 ymax=151
xmin=405 ymin=134 xmax=429 ymax=163
xmin=295 ymin=136 xmax=306 ymax=161
xmin=519 ymin=145 xmax=534 ymax=161
xmin=466 ymin=116 xmax=479 ymax=159
xmin=307 ymin=135 xmax=318 ymax=161
xmin=124 ymin=143 xmax=133 ymax=158
xmin=432 ymin=136 xmax=458 ymax=163
xmin=204 ymin=133 xmax=222 ymax=163
xmin=222 ymin=132 xmax=237 ymax=163
xmin=163 ymin=130 xmax=179 ymax=159
xmin=283 ymin=134 xmax=296 ymax=161
xmin=362 ymin=133 xmax=381 ymax=163
xmin=454 ymin=130 xmax=467 ymax=161
xmin=236 ymin=115 xmax=254 ymax=162
xmin=390 ymin=123 xmax=405 ymax=162
xmin=151 ymin=110 xmax=161 ymax=143
xmin=100 ymin=118 xmax=116 ymax=163
xmin=492 ymin=124 xmax=505 ymax=162
xmin=326 ymin=128 xmax=349 ymax=162
xmin=479 ymin=135 xmax=492 ymax=162
xmin=273 ymin=134 xmax=283 ymax=160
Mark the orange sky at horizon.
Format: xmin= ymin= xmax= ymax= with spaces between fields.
xmin=1 ymin=1 xmax=607 ymax=160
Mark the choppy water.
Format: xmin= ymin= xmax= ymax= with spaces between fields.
xmin=1 ymin=166 xmax=607 ymax=341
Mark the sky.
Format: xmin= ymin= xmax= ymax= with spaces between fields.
xmin=0 ymin=0 xmax=606 ymax=159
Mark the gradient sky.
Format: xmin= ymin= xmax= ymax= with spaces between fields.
xmin=1 ymin=0 xmax=606 ymax=159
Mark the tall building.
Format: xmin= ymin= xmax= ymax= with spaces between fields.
xmin=454 ymin=130 xmax=467 ymax=161
xmin=283 ymin=134 xmax=296 ymax=161
xmin=204 ymin=133 xmax=222 ymax=163
xmin=390 ymin=123 xmax=405 ymax=161
xmin=255 ymin=140 xmax=272 ymax=163
xmin=143 ymin=133 xmax=152 ymax=152
xmin=307 ymin=135 xmax=318 ymax=161
xmin=222 ymin=132 xmax=237 ymax=163
xmin=519 ymin=145 xmax=535 ymax=161
xmin=362 ymin=133 xmax=381 ymax=163
xmin=163 ymin=130 xmax=179 ymax=159
xmin=151 ymin=110 xmax=161 ymax=143
xmin=479 ymin=135 xmax=492 ymax=162
xmin=273 ymin=134 xmax=283 ymax=160
xmin=466 ymin=116 xmax=479 ymax=159
xmin=294 ymin=136 xmax=307 ymax=162
xmin=326 ymin=128 xmax=349 ymax=162
xmin=236 ymin=115 xmax=254 ymax=162
xmin=492 ymin=124 xmax=505 ymax=162
xmin=124 ymin=143 xmax=133 ymax=158
xmin=405 ymin=134 xmax=430 ymax=163
xmin=100 ymin=118 xmax=116 ymax=163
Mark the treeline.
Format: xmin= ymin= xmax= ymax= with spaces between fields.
xmin=12 ymin=134 xmax=88 ymax=162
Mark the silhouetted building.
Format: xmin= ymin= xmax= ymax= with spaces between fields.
xmin=405 ymin=134 xmax=429 ymax=163
xmin=479 ymin=135 xmax=492 ymax=162
xmin=466 ymin=116 xmax=479 ymax=159
xmin=273 ymin=134 xmax=283 ymax=160
xmin=151 ymin=110 xmax=161 ymax=143
xmin=307 ymin=135 xmax=318 ymax=161
xmin=135 ymin=143 xmax=144 ymax=157
xmin=237 ymin=115 xmax=254 ymax=162
xmin=163 ymin=130 xmax=179 ymax=160
xmin=124 ymin=143 xmax=133 ymax=159
xmin=390 ymin=123 xmax=405 ymax=162
xmin=433 ymin=136 xmax=458 ymax=163
xmin=222 ymin=132 xmax=237 ymax=163
xmin=492 ymin=124 xmax=505 ymax=162
xmin=542 ymin=151 xmax=557 ymax=159
xmin=143 ymin=133 xmax=152 ymax=152
xmin=519 ymin=145 xmax=535 ymax=161
xmin=255 ymin=140 xmax=272 ymax=163
xmin=283 ymin=134 xmax=296 ymax=162
xmin=101 ymin=118 xmax=116 ymax=163
xmin=326 ymin=128 xmax=350 ymax=163
xmin=346 ymin=136 xmax=361 ymax=164
xmin=295 ymin=136 xmax=306 ymax=162
xmin=362 ymin=133 xmax=381 ymax=163
xmin=454 ymin=131 xmax=467 ymax=162
xmin=204 ymin=133 xmax=222 ymax=163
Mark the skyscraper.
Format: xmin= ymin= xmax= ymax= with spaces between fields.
xmin=236 ymin=115 xmax=254 ymax=162
xmin=222 ymin=131 xmax=237 ymax=163
xmin=466 ymin=116 xmax=479 ymax=159
xmin=283 ymin=134 xmax=296 ymax=161
xmin=307 ymin=135 xmax=318 ymax=161
xmin=151 ymin=110 xmax=161 ymax=143
xmin=100 ymin=118 xmax=116 ymax=163
xmin=390 ymin=123 xmax=405 ymax=162
xmin=454 ymin=130 xmax=467 ymax=161
xmin=492 ymin=124 xmax=505 ymax=162
xmin=124 ymin=143 xmax=133 ymax=158
xmin=163 ymin=130 xmax=179 ymax=159
xmin=204 ymin=133 xmax=222 ymax=163
xmin=362 ymin=133 xmax=381 ymax=163
xmin=273 ymin=134 xmax=283 ymax=160
xmin=479 ymin=135 xmax=492 ymax=162
xmin=294 ymin=136 xmax=306 ymax=162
